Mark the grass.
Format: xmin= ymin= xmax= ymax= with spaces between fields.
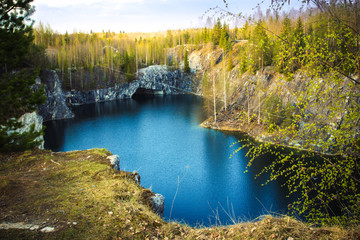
xmin=0 ymin=149 xmax=359 ymax=239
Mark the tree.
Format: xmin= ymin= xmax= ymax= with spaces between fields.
xmin=256 ymin=2 xmax=359 ymax=225
xmin=241 ymin=20 xmax=250 ymax=40
xmin=215 ymin=0 xmax=360 ymax=225
xmin=275 ymin=16 xmax=306 ymax=77
xmin=211 ymin=18 xmax=222 ymax=46
xmin=246 ymin=20 xmax=272 ymax=73
xmin=219 ymin=23 xmax=231 ymax=51
xmin=183 ymin=49 xmax=190 ymax=74
xmin=271 ymin=0 xmax=360 ymax=85
xmin=0 ymin=0 xmax=45 ymax=152
xmin=213 ymin=71 xmax=217 ymax=123
xmin=227 ymin=53 xmax=234 ymax=72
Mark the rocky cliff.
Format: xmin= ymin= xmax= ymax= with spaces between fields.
xmin=38 ymin=69 xmax=74 ymax=122
xmin=66 ymin=65 xmax=195 ymax=106
xmin=187 ymin=44 xmax=360 ymax=155
xmin=38 ymin=65 xmax=194 ymax=120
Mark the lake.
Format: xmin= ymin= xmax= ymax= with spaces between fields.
xmin=44 ymin=95 xmax=293 ymax=226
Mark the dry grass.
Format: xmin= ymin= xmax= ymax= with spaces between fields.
xmin=0 ymin=149 xmax=358 ymax=239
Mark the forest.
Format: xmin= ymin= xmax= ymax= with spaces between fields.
xmin=34 ymin=3 xmax=359 ymax=93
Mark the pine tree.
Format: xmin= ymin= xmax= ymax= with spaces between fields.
xmin=241 ymin=21 xmax=249 ymax=39
xmin=219 ymin=23 xmax=231 ymax=51
xmin=292 ymin=17 xmax=306 ymax=71
xmin=276 ymin=16 xmax=293 ymax=75
xmin=211 ymin=18 xmax=222 ymax=46
xmin=0 ymin=0 xmax=45 ymax=152
xmin=183 ymin=49 xmax=190 ymax=74
xmin=249 ymin=20 xmax=272 ymax=71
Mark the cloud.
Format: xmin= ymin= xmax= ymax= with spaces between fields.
xmin=32 ymin=0 xmax=227 ymax=33
xmin=33 ymin=0 xmax=144 ymax=8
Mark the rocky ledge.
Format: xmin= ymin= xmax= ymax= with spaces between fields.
xmin=201 ymin=68 xmax=360 ymax=156
xmin=66 ymin=65 xmax=194 ymax=106
xmin=106 ymin=154 xmax=165 ymax=217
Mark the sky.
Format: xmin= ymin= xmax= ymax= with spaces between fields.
xmin=32 ymin=0 xmax=302 ymax=33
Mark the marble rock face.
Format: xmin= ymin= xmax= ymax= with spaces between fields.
xmin=65 ymin=65 xmax=193 ymax=105
xmin=38 ymin=69 xmax=74 ymax=121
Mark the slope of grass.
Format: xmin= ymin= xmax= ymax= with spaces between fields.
xmin=0 ymin=149 xmax=358 ymax=239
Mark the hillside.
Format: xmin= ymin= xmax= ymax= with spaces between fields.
xmin=185 ymin=43 xmax=360 ymax=156
xmin=185 ymin=38 xmax=360 ymax=225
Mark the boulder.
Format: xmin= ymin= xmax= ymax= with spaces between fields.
xmin=17 ymin=112 xmax=44 ymax=149
xmin=132 ymin=170 xmax=141 ymax=185
xmin=107 ymin=155 xmax=120 ymax=171
xmin=150 ymin=193 xmax=165 ymax=217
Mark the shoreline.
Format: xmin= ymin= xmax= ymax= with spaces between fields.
xmin=200 ymin=117 xmax=342 ymax=157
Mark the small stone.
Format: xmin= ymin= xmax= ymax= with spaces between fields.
xmin=41 ymin=226 xmax=55 ymax=232
xmin=132 ymin=170 xmax=141 ymax=185
xmin=108 ymin=211 xmax=113 ymax=215
xmin=150 ymin=194 xmax=165 ymax=217
xmin=107 ymin=155 xmax=120 ymax=171
xmin=30 ymin=225 xmax=40 ymax=230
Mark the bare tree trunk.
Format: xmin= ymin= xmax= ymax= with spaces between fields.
xmin=69 ymin=66 xmax=72 ymax=89
xmin=248 ymin=86 xmax=250 ymax=124
xmin=213 ymin=73 xmax=217 ymax=123
xmin=224 ymin=72 xmax=227 ymax=111
xmin=81 ymin=69 xmax=83 ymax=90
xmin=111 ymin=51 xmax=114 ymax=73
xmin=258 ymin=93 xmax=261 ymax=125
xmin=358 ymin=48 xmax=360 ymax=90
xmin=223 ymin=49 xmax=227 ymax=111
xmin=145 ymin=44 xmax=148 ymax=66
xmin=135 ymin=46 xmax=138 ymax=77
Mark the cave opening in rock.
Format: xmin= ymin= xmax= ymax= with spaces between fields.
xmin=132 ymin=88 xmax=164 ymax=99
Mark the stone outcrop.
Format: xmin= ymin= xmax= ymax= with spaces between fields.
xmin=107 ymin=154 xmax=164 ymax=217
xmin=17 ymin=112 xmax=44 ymax=149
xmin=107 ymin=155 xmax=120 ymax=171
xmin=132 ymin=170 xmax=141 ymax=185
xmin=185 ymin=45 xmax=359 ymax=155
xmin=38 ymin=69 xmax=74 ymax=122
xmin=200 ymin=65 xmax=360 ymax=154
xmin=64 ymin=85 xmax=131 ymax=106
xmin=66 ymin=65 xmax=194 ymax=106
xmin=150 ymin=193 xmax=165 ymax=217
xmin=136 ymin=65 xmax=193 ymax=95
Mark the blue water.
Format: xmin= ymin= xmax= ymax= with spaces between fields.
xmin=44 ymin=95 xmax=292 ymax=226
